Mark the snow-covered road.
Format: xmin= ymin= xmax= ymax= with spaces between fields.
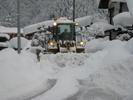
xmin=1 ymin=39 xmax=133 ymax=100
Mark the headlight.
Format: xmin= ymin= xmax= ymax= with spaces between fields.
xmin=48 ymin=41 xmax=57 ymax=46
xmin=80 ymin=41 xmax=84 ymax=45
xmin=49 ymin=41 xmax=54 ymax=46
xmin=75 ymin=22 xmax=79 ymax=26
xmin=53 ymin=22 xmax=57 ymax=26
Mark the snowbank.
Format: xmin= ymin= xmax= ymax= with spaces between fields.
xmin=29 ymin=39 xmax=132 ymax=100
xmin=125 ymin=38 xmax=133 ymax=54
xmin=9 ymin=37 xmax=29 ymax=49
xmin=1 ymin=38 xmax=133 ymax=100
xmin=113 ymin=12 xmax=133 ymax=26
xmin=85 ymin=39 xmax=126 ymax=53
xmin=0 ymin=49 xmax=48 ymax=100
xmin=33 ymin=39 xmax=133 ymax=100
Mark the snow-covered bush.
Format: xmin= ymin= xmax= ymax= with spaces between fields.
xmin=116 ymin=33 xmax=131 ymax=41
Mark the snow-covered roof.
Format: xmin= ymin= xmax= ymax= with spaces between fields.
xmin=75 ymin=16 xmax=93 ymax=27
xmin=113 ymin=12 xmax=133 ymax=26
xmin=23 ymin=20 xmax=54 ymax=34
xmin=0 ymin=26 xmax=23 ymax=34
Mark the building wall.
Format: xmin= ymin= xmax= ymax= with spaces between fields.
xmin=108 ymin=2 xmax=128 ymax=24
xmin=109 ymin=2 xmax=128 ymax=16
xmin=99 ymin=0 xmax=128 ymax=24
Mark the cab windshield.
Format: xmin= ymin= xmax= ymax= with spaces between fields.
xmin=57 ymin=24 xmax=74 ymax=40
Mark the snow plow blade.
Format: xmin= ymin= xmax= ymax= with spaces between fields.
xmin=47 ymin=48 xmax=59 ymax=54
xmin=76 ymin=48 xmax=85 ymax=53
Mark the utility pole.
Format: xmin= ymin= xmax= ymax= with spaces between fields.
xmin=17 ymin=0 xmax=21 ymax=54
xmin=73 ymin=0 xmax=75 ymax=22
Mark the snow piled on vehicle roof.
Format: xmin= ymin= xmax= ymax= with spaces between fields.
xmin=113 ymin=12 xmax=133 ymax=27
xmin=56 ymin=17 xmax=73 ymax=23
xmin=90 ymin=22 xmax=114 ymax=31
xmin=89 ymin=22 xmax=115 ymax=36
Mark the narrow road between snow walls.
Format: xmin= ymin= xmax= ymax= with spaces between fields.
xmin=29 ymin=39 xmax=133 ymax=100
xmin=1 ymin=39 xmax=133 ymax=100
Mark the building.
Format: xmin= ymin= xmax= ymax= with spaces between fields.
xmin=99 ymin=0 xmax=128 ymax=24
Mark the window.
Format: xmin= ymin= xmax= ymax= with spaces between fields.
xmin=58 ymin=24 xmax=71 ymax=35
xmin=57 ymin=24 xmax=74 ymax=40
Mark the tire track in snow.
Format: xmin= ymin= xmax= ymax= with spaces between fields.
xmin=28 ymin=79 xmax=56 ymax=100
xmin=66 ymin=87 xmax=122 ymax=100
xmin=25 ymin=79 xmax=56 ymax=100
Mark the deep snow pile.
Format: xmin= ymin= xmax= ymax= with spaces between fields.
xmin=0 ymin=49 xmax=49 ymax=100
xmin=1 ymin=38 xmax=133 ymax=100
xmin=32 ymin=39 xmax=133 ymax=100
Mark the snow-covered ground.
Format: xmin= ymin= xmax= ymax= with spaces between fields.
xmin=0 ymin=38 xmax=133 ymax=100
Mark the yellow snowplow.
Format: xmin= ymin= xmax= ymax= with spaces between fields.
xmin=46 ymin=17 xmax=85 ymax=53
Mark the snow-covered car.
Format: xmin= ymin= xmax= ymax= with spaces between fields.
xmin=9 ymin=37 xmax=29 ymax=50
xmin=0 ymin=33 xmax=10 ymax=50
xmin=113 ymin=12 xmax=133 ymax=27
xmin=89 ymin=22 xmax=115 ymax=38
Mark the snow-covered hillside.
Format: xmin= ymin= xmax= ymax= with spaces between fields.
xmin=0 ymin=38 xmax=133 ymax=100
xmin=0 ymin=0 xmax=106 ymax=27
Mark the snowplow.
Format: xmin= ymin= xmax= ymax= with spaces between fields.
xmin=45 ymin=17 xmax=85 ymax=53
